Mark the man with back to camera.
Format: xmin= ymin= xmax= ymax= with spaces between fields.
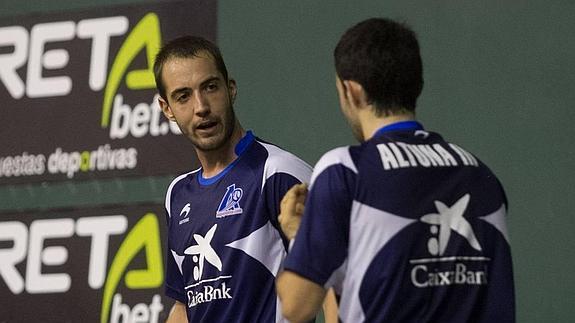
xmin=276 ymin=18 xmax=515 ymax=322
xmin=153 ymin=35 xmax=315 ymax=322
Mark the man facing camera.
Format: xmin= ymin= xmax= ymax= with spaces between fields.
xmin=155 ymin=35 xmax=312 ymax=322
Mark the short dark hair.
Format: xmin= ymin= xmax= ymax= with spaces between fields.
xmin=334 ymin=18 xmax=423 ymax=114
xmin=154 ymin=36 xmax=229 ymax=100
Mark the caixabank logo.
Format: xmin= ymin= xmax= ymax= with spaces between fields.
xmin=0 ymin=1 xmax=216 ymax=184
xmin=0 ymin=205 xmax=169 ymax=322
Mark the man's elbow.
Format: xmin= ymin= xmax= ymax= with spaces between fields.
xmin=281 ymin=301 xmax=315 ymax=323
xmin=277 ymin=278 xmax=313 ymax=322
xmin=277 ymin=271 xmax=324 ymax=322
xmin=278 ymin=287 xmax=318 ymax=322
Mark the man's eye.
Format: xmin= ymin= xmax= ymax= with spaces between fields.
xmin=177 ymin=93 xmax=189 ymax=102
xmin=206 ymin=83 xmax=218 ymax=92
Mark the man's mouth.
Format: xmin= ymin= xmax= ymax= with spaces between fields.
xmin=196 ymin=121 xmax=218 ymax=131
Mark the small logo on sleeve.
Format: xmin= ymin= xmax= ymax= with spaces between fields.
xmin=216 ymin=184 xmax=243 ymax=218
xmin=179 ymin=203 xmax=191 ymax=225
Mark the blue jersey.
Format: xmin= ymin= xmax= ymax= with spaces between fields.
xmin=284 ymin=121 xmax=515 ymax=322
xmin=164 ymin=131 xmax=312 ymax=322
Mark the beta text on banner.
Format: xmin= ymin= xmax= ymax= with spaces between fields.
xmin=0 ymin=204 xmax=170 ymax=322
xmin=0 ymin=1 xmax=217 ymax=184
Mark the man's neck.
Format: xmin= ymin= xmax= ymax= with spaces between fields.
xmin=196 ymin=123 xmax=245 ymax=178
xmin=359 ymin=109 xmax=416 ymax=141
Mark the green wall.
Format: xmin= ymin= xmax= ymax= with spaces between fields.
xmin=1 ymin=1 xmax=574 ymax=322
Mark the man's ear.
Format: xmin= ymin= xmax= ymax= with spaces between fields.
xmin=228 ymin=79 xmax=237 ymax=104
xmin=342 ymin=80 xmax=368 ymax=108
xmin=158 ymin=96 xmax=175 ymax=121
xmin=336 ymin=76 xmax=348 ymax=102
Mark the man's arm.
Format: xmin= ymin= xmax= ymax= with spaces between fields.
xmin=277 ymin=271 xmax=326 ymax=323
xmin=278 ymin=184 xmax=339 ymax=322
xmin=165 ymin=301 xmax=188 ymax=323
xmin=323 ymin=288 xmax=339 ymax=323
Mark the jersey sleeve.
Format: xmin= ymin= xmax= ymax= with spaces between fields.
xmin=163 ymin=175 xmax=189 ymax=304
xmin=165 ymin=244 xmax=187 ymax=304
xmin=259 ymin=143 xmax=312 ymax=230
xmin=283 ymin=147 xmax=357 ymax=290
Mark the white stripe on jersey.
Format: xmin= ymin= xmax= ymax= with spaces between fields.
xmin=164 ymin=169 xmax=200 ymax=218
xmin=226 ymin=221 xmax=286 ymax=276
xmin=259 ymin=141 xmax=313 ymax=192
xmin=170 ymin=249 xmax=185 ymax=275
xmin=479 ymin=204 xmax=509 ymax=243
xmin=339 ymin=201 xmax=416 ymax=323
xmin=310 ymin=147 xmax=358 ymax=188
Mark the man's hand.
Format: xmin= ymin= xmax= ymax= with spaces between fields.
xmin=279 ymin=183 xmax=308 ymax=241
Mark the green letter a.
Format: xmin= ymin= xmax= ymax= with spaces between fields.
xmin=101 ymin=13 xmax=161 ymax=128
xmin=100 ymin=213 xmax=163 ymax=323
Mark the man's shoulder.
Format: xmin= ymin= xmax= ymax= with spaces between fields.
xmin=164 ymin=168 xmax=200 ymax=214
xmin=164 ymin=169 xmax=200 ymax=210
xmin=254 ymin=139 xmax=313 ymax=182
xmin=316 ymin=145 xmax=361 ymax=172
xmin=254 ymin=139 xmax=310 ymax=166
xmin=167 ymin=168 xmax=200 ymax=190
xmin=310 ymin=145 xmax=361 ymax=186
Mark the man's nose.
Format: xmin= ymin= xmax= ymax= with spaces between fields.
xmin=194 ymin=92 xmax=210 ymax=116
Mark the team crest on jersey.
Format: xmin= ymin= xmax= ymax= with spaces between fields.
xmin=179 ymin=203 xmax=191 ymax=225
xmin=216 ymin=184 xmax=243 ymax=218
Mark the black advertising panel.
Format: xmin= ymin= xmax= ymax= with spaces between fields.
xmin=0 ymin=1 xmax=217 ymax=184
xmin=0 ymin=204 xmax=170 ymax=322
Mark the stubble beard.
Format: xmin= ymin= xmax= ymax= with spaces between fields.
xmin=190 ymin=105 xmax=236 ymax=152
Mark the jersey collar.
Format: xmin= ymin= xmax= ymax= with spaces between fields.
xmin=198 ymin=130 xmax=255 ymax=186
xmin=234 ymin=130 xmax=255 ymax=156
xmin=373 ymin=120 xmax=424 ymax=138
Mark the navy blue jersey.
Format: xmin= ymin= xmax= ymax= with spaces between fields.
xmin=284 ymin=121 xmax=515 ymax=322
xmin=164 ymin=131 xmax=312 ymax=322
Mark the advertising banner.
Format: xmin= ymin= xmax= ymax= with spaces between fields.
xmin=0 ymin=204 xmax=170 ymax=322
xmin=0 ymin=1 xmax=217 ymax=185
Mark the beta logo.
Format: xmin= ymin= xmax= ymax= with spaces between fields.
xmin=0 ymin=12 xmax=181 ymax=140
xmin=99 ymin=13 xmax=181 ymax=140
xmin=0 ymin=212 xmax=165 ymax=323
xmin=99 ymin=213 xmax=165 ymax=323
